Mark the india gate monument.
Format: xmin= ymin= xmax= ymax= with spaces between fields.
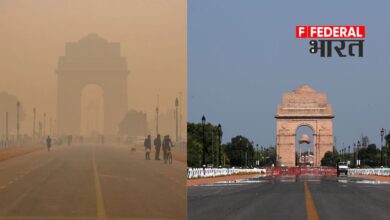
xmin=56 ymin=34 xmax=129 ymax=136
xmin=275 ymin=85 xmax=334 ymax=167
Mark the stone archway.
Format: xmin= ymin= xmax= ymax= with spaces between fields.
xmin=56 ymin=34 xmax=129 ymax=136
xmin=275 ymin=85 xmax=334 ymax=167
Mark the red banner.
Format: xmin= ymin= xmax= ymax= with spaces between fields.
xmin=296 ymin=26 xmax=365 ymax=38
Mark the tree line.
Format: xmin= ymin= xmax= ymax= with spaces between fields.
xmin=187 ymin=122 xmax=276 ymax=168
xmin=188 ymin=122 xmax=390 ymax=168
xmin=322 ymin=134 xmax=390 ymax=168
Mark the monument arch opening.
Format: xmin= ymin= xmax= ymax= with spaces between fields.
xmin=56 ymin=34 xmax=129 ymax=136
xmin=275 ymin=85 xmax=334 ymax=167
xmin=80 ymin=84 xmax=104 ymax=137
xmin=295 ymin=125 xmax=314 ymax=166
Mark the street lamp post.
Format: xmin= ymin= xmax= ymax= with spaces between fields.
xmin=353 ymin=143 xmax=356 ymax=167
xmin=156 ymin=95 xmax=159 ymax=136
xmin=261 ymin=146 xmax=264 ymax=166
xmin=217 ymin=124 xmax=222 ymax=167
xmin=381 ymin=128 xmax=385 ymax=166
xmin=16 ymin=101 xmax=20 ymax=141
xmin=245 ymin=142 xmax=248 ymax=167
xmin=256 ymin=144 xmax=259 ymax=167
xmin=50 ymin=117 xmax=52 ymax=136
xmin=357 ymin=140 xmax=361 ymax=167
xmin=344 ymin=148 xmax=346 ymax=161
xmin=175 ymin=98 xmax=179 ymax=143
xmin=211 ymin=129 xmax=214 ymax=167
xmin=43 ymin=112 xmax=46 ymax=137
xmin=155 ymin=107 xmax=159 ymax=135
xmin=348 ymin=145 xmax=351 ymax=162
xmin=250 ymin=141 xmax=254 ymax=167
xmin=201 ymin=115 xmax=206 ymax=167
xmin=5 ymin=112 xmax=8 ymax=143
xmin=39 ymin=121 xmax=42 ymax=138
xmin=239 ymin=136 xmax=242 ymax=167
xmin=33 ymin=108 xmax=36 ymax=138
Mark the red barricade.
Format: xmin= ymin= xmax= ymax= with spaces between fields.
xmin=265 ymin=166 xmax=336 ymax=177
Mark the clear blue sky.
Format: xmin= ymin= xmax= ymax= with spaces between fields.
xmin=188 ymin=0 xmax=390 ymax=150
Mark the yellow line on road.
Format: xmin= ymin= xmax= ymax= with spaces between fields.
xmin=93 ymin=150 xmax=107 ymax=220
xmin=304 ymin=181 xmax=319 ymax=220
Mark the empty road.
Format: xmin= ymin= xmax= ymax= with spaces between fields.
xmin=0 ymin=144 xmax=186 ymax=220
xmin=188 ymin=175 xmax=390 ymax=220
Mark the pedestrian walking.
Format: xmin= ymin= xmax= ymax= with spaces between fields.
xmin=46 ymin=136 xmax=52 ymax=152
xmin=154 ymin=134 xmax=162 ymax=160
xmin=144 ymin=135 xmax=152 ymax=160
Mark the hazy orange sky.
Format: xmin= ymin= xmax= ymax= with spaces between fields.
xmin=0 ymin=0 xmax=186 ymax=136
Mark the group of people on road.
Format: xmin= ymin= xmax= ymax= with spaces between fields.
xmin=46 ymin=134 xmax=174 ymax=163
xmin=144 ymin=134 xmax=174 ymax=164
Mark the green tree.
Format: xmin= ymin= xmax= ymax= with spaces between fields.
xmin=187 ymin=122 xmax=223 ymax=167
xmin=358 ymin=144 xmax=380 ymax=167
xmin=224 ymin=136 xmax=255 ymax=167
xmin=384 ymin=134 xmax=390 ymax=167
xmin=187 ymin=138 xmax=202 ymax=167
xmin=321 ymin=150 xmax=339 ymax=166
xmin=262 ymin=146 xmax=276 ymax=166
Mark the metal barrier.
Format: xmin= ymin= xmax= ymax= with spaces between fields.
xmin=188 ymin=167 xmax=390 ymax=178
xmin=265 ymin=167 xmax=336 ymax=176
xmin=348 ymin=168 xmax=390 ymax=176
xmin=187 ymin=168 xmax=266 ymax=179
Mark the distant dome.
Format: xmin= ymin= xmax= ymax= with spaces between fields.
xmin=78 ymin=33 xmax=108 ymax=44
xmin=294 ymin=84 xmax=316 ymax=94
xmin=299 ymin=134 xmax=311 ymax=144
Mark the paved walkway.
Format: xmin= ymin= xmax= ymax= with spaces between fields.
xmin=0 ymin=145 xmax=44 ymax=162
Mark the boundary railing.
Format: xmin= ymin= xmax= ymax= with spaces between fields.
xmin=187 ymin=167 xmax=390 ymax=179
xmin=187 ymin=168 xmax=266 ymax=179
xmin=348 ymin=168 xmax=390 ymax=176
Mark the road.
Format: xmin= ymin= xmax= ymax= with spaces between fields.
xmin=0 ymin=144 xmax=186 ymax=220
xmin=188 ymin=175 xmax=390 ymax=220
